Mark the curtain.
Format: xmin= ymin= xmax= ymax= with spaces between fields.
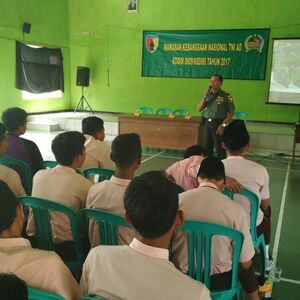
xmin=15 ymin=41 xmax=64 ymax=93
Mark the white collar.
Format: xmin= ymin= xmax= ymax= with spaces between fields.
xmin=129 ymin=238 xmax=169 ymax=260
xmin=0 ymin=237 xmax=31 ymax=249
xmin=199 ymin=182 xmax=218 ymax=190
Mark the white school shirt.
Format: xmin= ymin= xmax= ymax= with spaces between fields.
xmin=81 ymin=134 xmax=114 ymax=170
xmin=86 ymin=175 xmax=135 ymax=247
xmin=80 ymin=238 xmax=211 ymax=300
xmin=0 ymin=238 xmax=80 ymax=300
xmin=166 ymin=155 xmax=204 ymax=190
xmin=0 ymin=164 xmax=26 ymax=196
xmin=172 ymin=182 xmax=255 ymax=275
xmin=222 ymin=156 xmax=270 ymax=226
xmin=27 ymin=165 xmax=92 ymax=242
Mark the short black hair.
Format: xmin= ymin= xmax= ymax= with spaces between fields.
xmin=0 ymin=180 xmax=19 ymax=234
xmin=1 ymin=107 xmax=27 ymax=133
xmin=0 ymin=273 xmax=28 ymax=300
xmin=111 ymin=133 xmax=141 ymax=167
xmin=197 ymin=156 xmax=225 ymax=182
xmin=183 ymin=145 xmax=207 ymax=159
xmin=222 ymin=120 xmax=249 ymax=154
xmin=0 ymin=123 xmax=6 ymax=142
xmin=82 ymin=116 xmax=104 ymax=136
xmin=212 ymin=74 xmax=223 ymax=82
xmin=51 ymin=131 xmax=86 ymax=166
xmin=124 ymin=171 xmax=179 ymax=239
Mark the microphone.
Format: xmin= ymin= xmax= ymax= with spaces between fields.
xmin=204 ymin=85 xmax=212 ymax=97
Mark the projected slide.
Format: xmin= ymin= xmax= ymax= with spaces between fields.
xmin=268 ymin=39 xmax=300 ymax=104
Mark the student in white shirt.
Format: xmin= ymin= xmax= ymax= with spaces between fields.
xmin=27 ymin=131 xmax=92 ymax=260
xmin=86 ymin=133 xmax=142 ymax=247
xmin=81 ymin=116 xmax=114 ymax=170
xmin=222 ymin=120 xmax=272 ymax=270
xmin=0 ymin=180 xmax=79 ymax=300
xmin=166 ymin=145 xmax=207 ymax=190
xmin=172 ymin=157 xmax=259 ymax=300
xmin=81 ymin=171 xmax=211 ymax=300
xmin=166 ymin=144 xmax=243 ymax=192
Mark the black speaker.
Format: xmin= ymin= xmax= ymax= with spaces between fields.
xmin=23 ymin=22 xmax=31 ymax=34
xmin=76 ymin=67 xmax=90 ymax=87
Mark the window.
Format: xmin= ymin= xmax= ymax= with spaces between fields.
xmin=16 ymin=41 xmax=64 ymax=95
xmin=22 ymin=90 xmax=62 ymax=100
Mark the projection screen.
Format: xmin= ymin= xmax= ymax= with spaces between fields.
xmin=268 ymin=39 xmax=300 ymax=105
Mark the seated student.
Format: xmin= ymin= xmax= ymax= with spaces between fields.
xmin=166 ymin=145 xmax=243 ymax=192
xmin=222 ymin=120 xmax=273 ymax=270
xmin=0 ymin=123 xmax=26 ymax=196
xmin=172 ymin=157 xmax=259 ymax=300
xmin=166 ymin=145 xmax=207 ymax=190
xmin=183 ymin=145 xmax=206 ymax=159
xmin=86 ymin=133 xmax=141 ymax=247
xmin=81 ymin=171 xmax=211 ymax=300
xmin=81 ymin=116 xmax=114 ymax=170
xmin=0 ymin=273 xmax=28 ymax=300
xmin=0 ymin=181 xmax=79 ymax=300
xmin=27 ymin=131 xmax=92 ymax=258
xmin=1 ymin=107 xmax=43 ymax=180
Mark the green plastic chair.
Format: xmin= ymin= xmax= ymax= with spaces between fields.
xmin=83 ymin=168 xmax=114 ymax=182
xmin=172 ymin=108 xmax=190 ymax=116
xmin=223 ymin=187 xmax=266 ymax=284
xmin=41 ymin=160 xmax=58 ymax=169
xmin=176 ymin=183 xmax=185 ymax=194
xmin=81 ymin=208 xmax=133 ymax=245
xmin=156 ymin=107 xmax=173 ymax=116
xmin=28 ymin=287 xmax=65 ymax=299
xmin=19 ymin=196 xmax=85 ymax=274
xmin=137 ymin=106 xmax=154 ymax=114
xmin=180 ymin=220 xmax=243 ymax=300
xmin=234 ymin=112 xmax=248 ymax=123
xmin=0 ymin=155 xmax=32 ymax=195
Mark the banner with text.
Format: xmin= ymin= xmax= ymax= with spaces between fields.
xmin=142 ymin=29 xmax=270 ymax=80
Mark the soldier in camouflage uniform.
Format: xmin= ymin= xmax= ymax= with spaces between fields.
xmin=197 ymin=75 xmax=235 ymax=159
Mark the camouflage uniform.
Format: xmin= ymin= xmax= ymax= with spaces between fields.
xmin=202 ymin=89 xmax=235 ymax=159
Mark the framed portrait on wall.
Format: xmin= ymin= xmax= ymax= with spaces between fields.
xmin=128 ymin=0 xmax=138 ymax=13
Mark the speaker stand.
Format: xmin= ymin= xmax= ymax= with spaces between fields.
xmin=74 ymin=87 xmax=94 ymax=114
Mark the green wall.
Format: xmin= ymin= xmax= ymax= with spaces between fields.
xmin=69 ymin=0 xmax=300 ymax=122
xmin=0 ymin=0 xmax=70 ymax=113
xmin=0 ymin=1 xmax=299 ymax=122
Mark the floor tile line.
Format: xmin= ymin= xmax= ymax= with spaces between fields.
xmin=264 ymin=166 xmax=300 ymax=173
xmin=157 ymin=154 xmax=183 ymax=160
xmin=280 ymin=277 xmax=300 ymax=285
xmin=256 ymin=275 xmax=300 ymax=286
xmin=265 ymin=167 xmax=287 ymax=172
xmin=141 ymin=150 xmax=166 ymax=164
xmin=268 ymin=163 xmax=290 ymax=296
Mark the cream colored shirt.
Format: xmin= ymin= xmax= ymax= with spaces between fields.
xmin=81 ymin=135 xmax=114 ymax=170
xmin=80 ymin=238 xmax=211 ymax=300
xmin=86 ymin=176 xmax=135 ymax=247
xmin=27 ymin=165 xmax=93 ymax=242
xmin=172 ymin=182 xmax=255 ymax=275
xmin=166 ymin=155 xmax=204 ymax=190
xmin=222 ymin=156 xmax=270 ymax=226
xmin=0 ymin=238 xmax=79 ymax=300
xmin=0 ymin=164 xmax=26 ymax=196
